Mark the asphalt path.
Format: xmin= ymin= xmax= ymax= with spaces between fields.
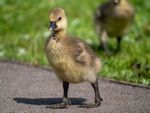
xmin=0 ymin=60 xmax=150 ymax=113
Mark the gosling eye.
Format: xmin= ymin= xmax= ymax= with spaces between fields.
xmin=58 ymin=17 xmax=62 ymax=21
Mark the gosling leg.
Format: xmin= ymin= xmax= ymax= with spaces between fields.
xmin=98 ymin=31 xmax=111 ymax=55
xmin=80 ymin=79 xmax=103 ymax=108
xmin=47 ymin=81 xmax=70 ymax=109
xmin=62 ymin=81 xmax=71 ymax=106
xmin=116 ymin=36 xmax=122 ymax=52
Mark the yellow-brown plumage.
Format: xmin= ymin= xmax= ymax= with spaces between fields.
xmin=45 ymin=8 xmax=101 ymax=84
xmin=45 ymin=8 xmax=102 ymax=108
xmin=94 ymin=0 xmax=135 ymax=53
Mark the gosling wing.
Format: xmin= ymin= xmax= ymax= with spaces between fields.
xmin=66 ymin=37 xmax=97 ymax=66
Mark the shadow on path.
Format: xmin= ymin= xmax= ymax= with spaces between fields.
xmin=13 ymin=98 xmax=86 ymax=106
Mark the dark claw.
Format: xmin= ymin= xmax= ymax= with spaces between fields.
xmin=79 ymin=101 xmax=102 ymax=109
xmin=100 ymin=97 xmax=103 ymax=101
xmin=63 ymin=98 xmax=71 ymax=105
xmin=46 ymin=98 xmax=71 ymax=109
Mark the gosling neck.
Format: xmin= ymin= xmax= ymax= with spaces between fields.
xmin=51 ymin=28 xmax=66 ymax=37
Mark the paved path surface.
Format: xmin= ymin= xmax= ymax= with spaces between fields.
xmin=0 ymin=60 xmax=150 ymax=113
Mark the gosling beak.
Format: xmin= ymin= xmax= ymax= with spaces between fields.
xmin=49 ymin=21 xmax=57 ymax=31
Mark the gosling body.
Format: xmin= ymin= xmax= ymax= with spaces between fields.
xmin=95 ymin=0 xmax=135 ymax=53
xmin=46 ymin=35 xmax=100 ymax=83
xmin=45 ymin=8 xmax=102 ymax=109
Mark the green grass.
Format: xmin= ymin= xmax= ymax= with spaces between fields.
xmin=0 ymin=0 xmax=150 ymax=85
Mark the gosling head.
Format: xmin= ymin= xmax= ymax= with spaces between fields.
xmin=48 ymin=8 xmax=67 ymax=32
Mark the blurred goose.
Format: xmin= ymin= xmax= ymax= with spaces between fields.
xmin=94 ymin=0 xmax=135 ymax=54
xmin=45 ymin=8 xmax=103 ymax=108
